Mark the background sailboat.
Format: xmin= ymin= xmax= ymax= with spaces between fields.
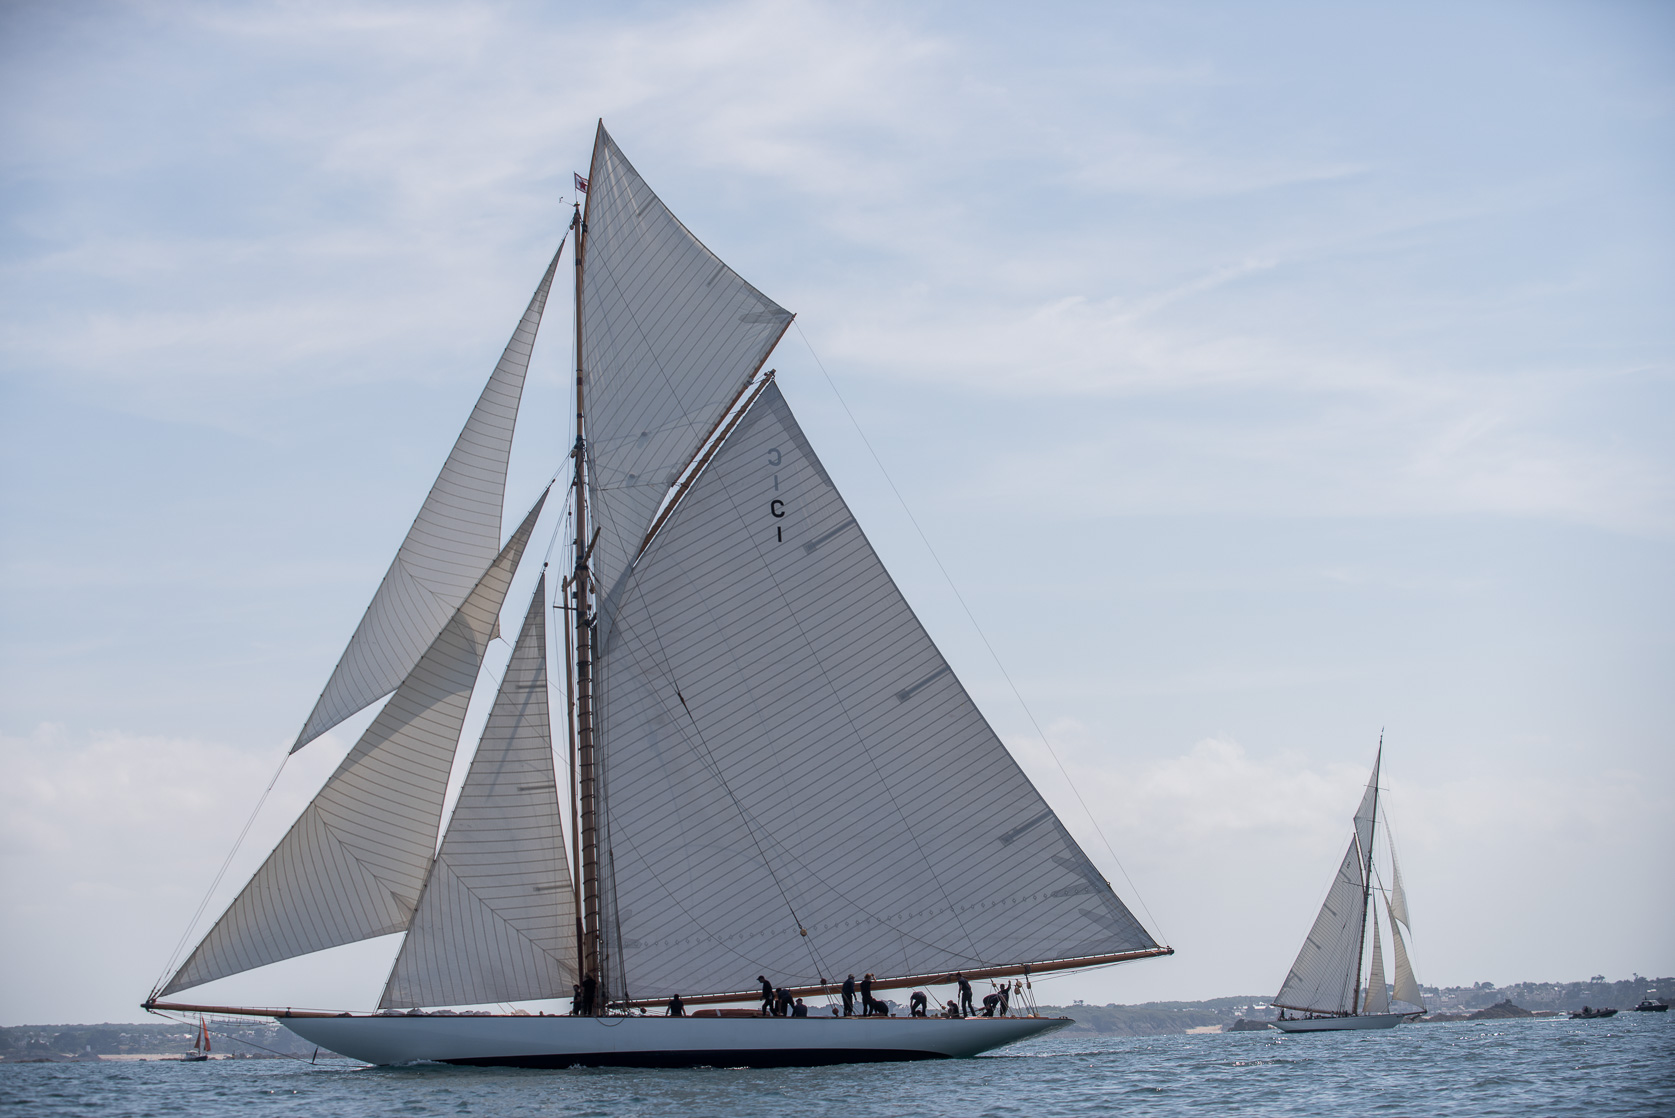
xmin=1271 ymin=742 xmax=1425 ymax=1032
xmin=144 ymin=123 xmax=1171 ymax=1067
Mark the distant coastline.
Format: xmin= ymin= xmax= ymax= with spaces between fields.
xmin=3 ymin=975 xmax=1667 ymax=1055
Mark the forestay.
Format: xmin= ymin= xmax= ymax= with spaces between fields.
xmin=382 ymin=576 xmax=577 ymax=1009
xmin=580 ymin=125 xmax=793 ymax=613
xmin=292 ymin=248 xmax=564 ymax=752
xmin=594 ymin=384 xmax=1155 ymax=1003
xmin=162 ymin=497 xmax=545 ymax=997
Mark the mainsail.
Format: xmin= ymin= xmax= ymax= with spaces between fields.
xmin=161 ymin=496 xmax=546 ymax=997
xmin=579 ymin=125 xmax=794 ymax=613
xmin=381 ymin=576 xmax=576 ymax=1009
xmin=594 ymin=384 xmax=1157 ymax=1003
xmin=292 ymin=247 xmax=564 ymax=752
xmin=1273 ymin=755 xmax=1380 ymax=1015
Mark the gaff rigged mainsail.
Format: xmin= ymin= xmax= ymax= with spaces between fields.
xmin=593 ymin=384 xmax=1159 ymax=1004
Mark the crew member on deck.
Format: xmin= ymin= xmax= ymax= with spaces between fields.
xmin=758 ymin=975 xmax=774 ymax=1016
xmin=666 ymin=993 xmax=684 ymax=1017
xmin=580 ymin=974 xmax=597 ymax=1016
xmin=792 ymin=998 xmax=809 ymax=1018
xmin=860 ymin=973 xmax=875 ymax=1016
xmin=910 ymin=991 xmax=928 ymax=1017
xmin=774 ymin=987 xmax=792 ymax=1017
xmin=982 ymin=990 xmax=1001 ymax=1017
xmin=842 ymin=974 xmax=856 ymax=1016
xmin=957 ymin=972 xmax=974 ymax=1017
xmin=998 ymin=982 xmax=1011 ymax=1016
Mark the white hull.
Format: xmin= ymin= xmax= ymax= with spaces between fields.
xmin=1269 ymin=1013 xmax=1408 ymax=1033
xmin=280 ymin=1013 xmax=1070 ymax=1067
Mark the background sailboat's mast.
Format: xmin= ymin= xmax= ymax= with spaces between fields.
xmin=570 ymin=196 xmax=603 ymax=1010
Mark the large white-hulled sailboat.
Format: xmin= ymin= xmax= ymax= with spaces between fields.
xmin=1270 ymin=742 xmax=1425 ymax=1032
xmin=144 ymin=123 xmax=1171 ymax=1068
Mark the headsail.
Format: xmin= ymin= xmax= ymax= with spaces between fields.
xmin=292 ymin=247 xmax=564 ymax=752
xmin=594 ymin=384 xmax=1156 ymax=1003
xmin=1388 ymin=841 xmax=1411 ymax=931
xmin=381 ymin=575 xmax=577 ymax=1009
xmin=579 ymin=124 xmax=794 ymax=613
xmin=1389 ymin=917 xmax=1424 ymax=1009
xmin=1363 ymin=903 xmax=1390 ymax=1014
xmin=160 ymin=496 xmax=546 ymax=997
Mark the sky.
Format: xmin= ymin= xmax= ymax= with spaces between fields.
xmin=1 ymin=0 xmax=1671 ymax=1025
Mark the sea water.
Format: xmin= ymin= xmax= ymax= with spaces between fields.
xmin=4 ymin=1015 xmax=1671 ymax=1117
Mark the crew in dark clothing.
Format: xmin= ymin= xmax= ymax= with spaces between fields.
xmin=666 ymin=993 xmax=685 ymax=1017
xmin=859 ymin=973 xmax=875 ymax=1016
xmin=758 ymin=975 xmax=774 ymax=1016
xmin=997 ymin=982 xmax=1010 ymax=1016
xmin=982 ymin=991 xmax=1001 ymax=1017
xmin=910 ymin=991 xmax=928 ymax=1017
xmin=792 ymin=998 xmax=809 ymax=1018
xmin=943 ymin=1000 xmax=960 ymax=1018
xmin=774 ymin=987 xmax=792 ymax=1017
xmin=571 ymin=984 xmax=582 ymax=1015
xmin=842 ymin=974 xmax=856 ymax=1017
xmin=956 ymin=972 xmax=974 ymax=1017
xmin=580 ymin=974 xmax=597 ymax=1016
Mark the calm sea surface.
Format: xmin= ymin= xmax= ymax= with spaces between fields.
xmin=4 ymin=1015 xmax=1671 ymax=1117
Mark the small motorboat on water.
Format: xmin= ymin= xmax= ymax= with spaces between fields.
xmin=1569 ymin=1006 xmax=1618 ymax=1019
xmin=1630 ymin=1000 xmax=1668 ymax=1012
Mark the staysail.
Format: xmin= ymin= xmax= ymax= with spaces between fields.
xmin=593 ymin=384 xmax=1157 ymax=1003
xmin=292 ymin=247 xmax=564 ymax=752
xmin=579 ymin=125 xmax=794 ymax=613
xmin=1389 ymin=917 xmax=1424 ymax=1009
xmin=161 ymin=496 xmax=546 ymax=997
xmin=381 ymin=576 xmax=576 ymax=1009
xmin=1363 ymin=904 xmax=1390 ymax=1014
xmin=1274 ymin=757 xmax=1380 ymax=1015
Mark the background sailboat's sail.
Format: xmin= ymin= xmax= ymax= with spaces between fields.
xmin=161 ymin=498 xmax=545 ymax=997
xmin=594 ymin=385 xmax=1156 ymax=1002
xmin=292 ymin=248 xmax=564 ymax=752
xmin=580 ymin=126 xmax=794 ymax=611
xmin=1388 ymin=843 xmax=1411 ymax=930
xmin=381 ymin=576 xmax=577 ymax=1009
xmin=1274 ymin=754 xmax=1382 ymax=1016
xmin=1363 ymin=905 xmax=1390 ymax=1014
xmin=1273 ymin=835 xmax=1370 ymax=1015
xmin=1389 ymin=917 xmax=1424 ymax=1008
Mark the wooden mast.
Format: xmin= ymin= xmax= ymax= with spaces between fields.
xmin=570 ymin=174 xmax=603 ymax=1012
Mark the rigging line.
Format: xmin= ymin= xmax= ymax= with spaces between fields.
xmin=151 ymin=747 xmax=291 ymax=995
xmin=793 ymin=321 xmax=1169 ymax=947
xmin=612 ymin=591 xmax=830 ymax=981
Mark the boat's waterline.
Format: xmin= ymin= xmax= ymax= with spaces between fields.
xmin=279 ymin=1014 xmax=1071 ymax=1068
xmin=1269 ymin=1013 xmax=1409 ymax=1033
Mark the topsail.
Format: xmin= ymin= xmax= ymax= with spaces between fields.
xmin=291 ymin=248 xmax=564 ymax=752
